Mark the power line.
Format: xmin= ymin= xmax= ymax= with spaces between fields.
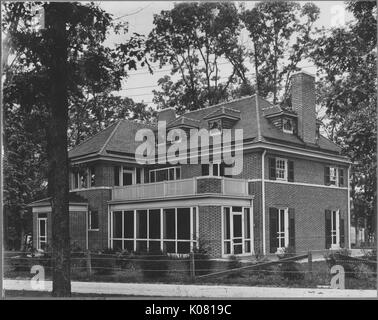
xmin=122 ymin=64 xmax=315 ymax=92
xmin=113 ymin=3 xmax=153 ymax=20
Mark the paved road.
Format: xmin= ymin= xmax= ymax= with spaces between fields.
xmin=4 ymin=279 xmax=377 ymax=298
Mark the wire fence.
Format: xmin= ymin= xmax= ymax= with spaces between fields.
xmin=4 ymin=249 xmax=377 ymax=285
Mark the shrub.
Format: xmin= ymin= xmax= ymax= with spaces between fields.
xmin=276 ymin=247 xmax=304 ymax=281
xmin=193 ymin=240 xmax=213 ymax=276
xmin=324 ymin=249 xmax=358 ymax=278
xmin=138 ymin=250 xmax=168 ymax=280
xmin=226 ymin=255 xmax=243 ymax=278
xmin=91 ymin=250 xmax=117 ymax=275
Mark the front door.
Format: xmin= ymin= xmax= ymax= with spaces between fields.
xmin=37 ymin=217 xmax=47 ymax=251
xmin=232 ymin=210 xmax=243 ymax=254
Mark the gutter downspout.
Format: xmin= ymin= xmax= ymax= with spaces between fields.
xmin=262 ymin=149 xmax=267 ymax=255
xmin=347 ymin=165 xmax=351 ymax=249
xmin=86 ymin=204 xmax=89 ymax=251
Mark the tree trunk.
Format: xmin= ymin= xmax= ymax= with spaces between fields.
xmin=46 ymin=3 xmax=71 ymax=297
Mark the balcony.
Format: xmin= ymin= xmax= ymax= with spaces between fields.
xmin=112 ymin=177 xmax=250 ymax=201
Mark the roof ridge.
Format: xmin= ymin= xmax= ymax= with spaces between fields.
xmin=99 ymin=120 xmax=123 ymax=155
xmin=68 ymin=121 xmax=120 ymax=153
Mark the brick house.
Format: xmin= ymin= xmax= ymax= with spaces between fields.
xmin=29 ymin=72 xmax=351 ymax=257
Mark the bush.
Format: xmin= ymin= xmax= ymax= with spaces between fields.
xmin=226 ymin=255 xmax=243 ymax=278
xmin=138 ymin=250 xmax=168 ymax=280
xmin=193 ymin=240 xmax=213 ymax=276
xmin=324 ymin=249 xmax=360 ymax=278
xmin=276 ymin=247 xmax=304 ymax=281
xmin=278 ymin=261 xmax=304 ymax=281
xmin=91 ymin=250 xmax=118 ymax=275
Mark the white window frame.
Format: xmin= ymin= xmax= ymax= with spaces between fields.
xmin=329 ymin=166 xmax=338 ymax=186
xmin=115 ymin=165 xmax=142 ymax=186
xmin=277 ymin=208 xmax=289 ymax=251
xmin=37 ymin=216 xmax=47 ymax=251
xmin=331 ymin=210 xmax=340 ymax=249
xmin=282 ymin=118 xmax=294 ymax=134
xmin=149 ymin=166 xmax=181 ymax=183
xmin=222 ymin=206 xmax=253 ymax=257
xmin=88 ymin=210 xmax=99 ymax=231
xmin=71 ymin=167 xmax=93 ymax=190
xmin=109 ymin=207 xmax=198 ymax=255
xmin=275 ymin=158 xmax=287 ymax=181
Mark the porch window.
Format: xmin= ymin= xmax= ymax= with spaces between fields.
xmin=109 ymin=207 xmax=198 ymax=254
xmin=149 ymin=166 xmax=181 ymax=183
xmin=223 ymin=206 xmax=253 ymax=255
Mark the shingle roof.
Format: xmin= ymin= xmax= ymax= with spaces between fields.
xmin=167 ymin=116 xmax=200 ymax=128
xmin=203 ymin=106 xmax=241 ymax=120
xmin=28 ymin=193 xmax=88 ymax=207
xmin=68 ymin=95 xmax=342 ymax=159
xmin=69 ymin=119 xmax=156 ymax=159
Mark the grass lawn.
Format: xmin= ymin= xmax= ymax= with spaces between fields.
xmin=5 ymin=256 xmax=376 ymax=290
xmin=4 ymin=290 xmax=135 ymax=298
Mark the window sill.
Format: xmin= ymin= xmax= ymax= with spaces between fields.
xmin=88 ymin=229 xmax=99 ymax=232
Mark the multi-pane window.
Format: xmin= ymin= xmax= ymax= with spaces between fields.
xmin=331 ymin=210 xmax=340 ymax=248
xmin=223 ymin=206 xmax=253 ymax=256
xmin=329 ymin=167 xmax=338 ymax=185
xmin=72 ymin=168 xmax=90 ymax=189
xmin=276 ymin=158 xmax=287 ymax=180
xmin=109 ymin=207 xmax=197 ymax=254
xmin=114 ymin=165 xmax=144 ymax=186
xmin=277 ymin=208 xmax=289 ymax=249
xmin=89 ymin=167 xmax=96 ymax=187
xmin=149 ymin=167 xmax=181 ymax=183
xmin=201 ymin=162 xmax=232 ymax=177
xmin=37 ymin=213 xmax=47 ymax=251
xmin=283 ymin=118 xmax=294 ymax=134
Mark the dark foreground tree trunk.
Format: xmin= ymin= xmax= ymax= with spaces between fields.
xmin=45 ymin=3 xmax=71 ymax=297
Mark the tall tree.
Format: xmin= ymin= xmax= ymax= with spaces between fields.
xmin=147 ymin=2 xmax=251 ymax=113
xmin=310 ymin=1 xmax=377 ymax=242
xmin=3 ymin=2 xmax=149 ymax=296
xmin=242 ymin=1 xmax=320 ymax=104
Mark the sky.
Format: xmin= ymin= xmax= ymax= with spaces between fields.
xmin=98 ymin=1 xmax=354 ymax=108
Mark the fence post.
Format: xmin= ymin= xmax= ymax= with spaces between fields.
xmin=190 ymin=252 xmax=195 ymax=282
xmin=86 ymin=250 xmax=92 ymax=277
xmin=308 ymin=250 xmax=313 ymax=281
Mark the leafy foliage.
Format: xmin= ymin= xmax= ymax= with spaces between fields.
xmin=147 ymin=2 xmax=252 ymax=113
xmin=242 ymin=1 xmax=320 ymax=104
xmin=310 ymin=1 xmax=377 ymax=240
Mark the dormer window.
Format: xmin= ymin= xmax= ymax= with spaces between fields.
xmin=283 ymin=118 xmax=294 ymax=134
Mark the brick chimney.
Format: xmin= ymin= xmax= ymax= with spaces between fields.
xmin=157 ymin=107 xmax=176 ymax=124
xmin=290 ymin=72 xmax=316 ymax=144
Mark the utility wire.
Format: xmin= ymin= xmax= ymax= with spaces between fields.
xmin=113 ymin=3 xmax=153 ymax=20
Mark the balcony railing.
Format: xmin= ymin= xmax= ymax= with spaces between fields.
xmin=112 ymin=177 xmax=249 ymax=201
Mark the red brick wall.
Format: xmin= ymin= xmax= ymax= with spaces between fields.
xmin=233 ymin=151 xmax=262 ymax=180
xmin=73 ymin=189 xmax=111 ymax=250
xmin=32 ymin=211 xmax=86 ymax=251
xmin=264 ymin=183 xmax=348 ymax=254
xmin=264 ymin=152 xmax=349 ymax=185
xmin=197 ymin=178 xmax=222 ymax=194
xmin=198 ymin=206 xmax=222 ymax=257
